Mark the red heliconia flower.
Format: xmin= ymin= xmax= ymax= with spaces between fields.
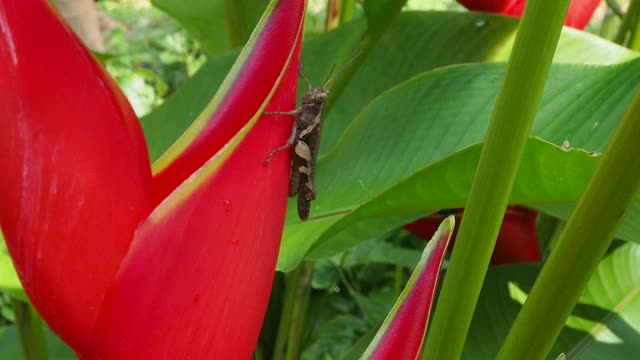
xmin=458 ymin=0 xmax=601 ymax=29
xmin=405 ymin=206 xmax=541 ymax=265
xmin=0 ymin=0 xmax=305 ymax=358
xmin=362 ymin=217 xmax=454 ymax=360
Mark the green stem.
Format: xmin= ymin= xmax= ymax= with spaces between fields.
xmin=497 ymin=83 xmax=640 ymax=360
xmin=606 ymin=0 xmax=624 ymax=18
xmin=284 ymin=262 xmax=313 ymax=360
xmin=273 ymin=263 xmax=313 ymax=360
xmin=535 ymin=213 xmax=564 ymax=258
xmin=599 ymin=11 xmax=621 ymax=41
xmin=273 ymin=266 xmax=302 ymax=360
xmin=252 ymin=343 xmax=263 ymax=360
xmin=11 ymin=299 xmax=48 ymax=360
xmin=393 ymin=265 xmax=404 ymax=299
xmin=422 ymin=0 xmax=570 ymax=358
xmin=326 ymin=0 xmax=407 ymax=112
xmin=628 ymin=0 xmax=640 ymax=50
xmin=614 ymin=0 xmax=640 ymax=45
xmin=339 ymin=0 xmax=356 ymax=25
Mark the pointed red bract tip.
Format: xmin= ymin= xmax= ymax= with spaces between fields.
xmin=364 ymin=217 xmax=454 ymax=360
xmin=151 ymin=0 xmax=306 ymax=203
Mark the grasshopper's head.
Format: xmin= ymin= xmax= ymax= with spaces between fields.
xmin=301 ymin=87 xmax=329 ymax=106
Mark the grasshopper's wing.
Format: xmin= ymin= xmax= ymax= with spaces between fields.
xmin=292 ymin=140 xmax=316 ymax=220
xmin=297 ymin=193 xmax=311 ymax=220
xmin=303 ymin=107 xmax=324 ymax=187
xmin=289 ymin=144 xmax=303 ymax=198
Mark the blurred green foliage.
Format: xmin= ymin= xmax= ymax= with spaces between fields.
xmin=95 ymin=0 xmax=466 ymax=118
xmin=98 ymin=0 xmax=206 ymax=116
xmin=97 ymin=0 xmax=346 ymax=116
xmin=299 ymin=230 xmax=425 ymax=360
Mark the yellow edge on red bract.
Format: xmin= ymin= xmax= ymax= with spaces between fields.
xmin=146 ymin=1 xmax=306 ymax=223
xmin=152 ymin=0 xmax=286 ymax=175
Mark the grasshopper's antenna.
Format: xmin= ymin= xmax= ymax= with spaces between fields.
xmin=299 ymin=68 xmax=313 ymax=91
xmin=320 ymin=64 xmax=337 ymax=88
xmin=322 ymin=49 xmax=363 ymax=89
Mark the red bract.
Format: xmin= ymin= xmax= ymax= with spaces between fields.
xmin=458 ymin=0 xmax=600 ymax=29
xmin=0 ymin=0 xmax=305 ymax=358
xmin=362 ymin=217 xmax=454 ymax=360
xmin=406 ymin=206 xmax=541 ymax=265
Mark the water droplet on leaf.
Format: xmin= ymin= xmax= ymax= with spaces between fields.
xmin=474 ymin=18 xmax=488 ymax=29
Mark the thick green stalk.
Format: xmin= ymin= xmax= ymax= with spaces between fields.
xmin=605 ymin=0 xmax=624 ymax=18
xmin=393 ymin=265 xmax=404 ymax=299
xmin=325 ymin=0 xmax=407 ymax=111
xmin=252 ymin=344 xmax=264 ymax=360
xmin=614 ymin=0 xmax=640 ymax=45
xmin=273 ymin=263 xmax=313 ymax=360
xmin=284 ymin=263 xmax=313 ymax=360
xmin=498 ymin=85 xmax=640 ymax=360
xmin=11 ymin=299 xmax=48 ymax=360
xmin=628 ymin=0 xmax=640 ymax=50
xmin=422 ymin=0 xmax=570 ymax=358
xmin=339 ymin=0 xmax=356 ymax=24
xmin=273 ymin=266 xmax=302 ymax=360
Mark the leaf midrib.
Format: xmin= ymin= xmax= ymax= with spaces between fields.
xmin=566 ymin=284 xmax=640 ymax=358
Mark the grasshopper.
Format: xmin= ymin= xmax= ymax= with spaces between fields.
xmin=264 ymin=70 xmax=332 ymax=221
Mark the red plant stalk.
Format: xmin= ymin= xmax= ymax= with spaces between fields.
xmin=458 ymin=0 xmax=600 ymax=29
xmin=0 ymin=0 xmax=305 ymax=358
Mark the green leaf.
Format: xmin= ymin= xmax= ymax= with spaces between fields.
xmin=137 ymin=10 xmax=639 ymax=271
xmin=0 ymin=323 xmax=75 ymax=360
xmin=302 ymin=313 xmax=369 ymax=359
xmin=460 ymin=242 xmax=640 ymax=359
xmin=224 ymin=0 xmax=270 ymax=47
xmin=151 ymin=0 xmax=230 ymax=56
xmin=341 ymin=329 xmax=377 ymax=360
xmin=353 ymin=291 xmax=391 ymax=328
xmin=342 ymin=239 xmax=422 ymax=269
xmin=533 ymin=202 xmax=640 ymax=242
xmin=362 ymin=0 xmax=407 ymax=38
xmin=141 ymin=11 xmax=635 ymax=161
xmin=277 ymin=60 xmax=640 ymax=271
xmin=0 ymin=232 xmax=26 ymax=301
xmin=323 ymin=12 xmax=635 ymax=151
